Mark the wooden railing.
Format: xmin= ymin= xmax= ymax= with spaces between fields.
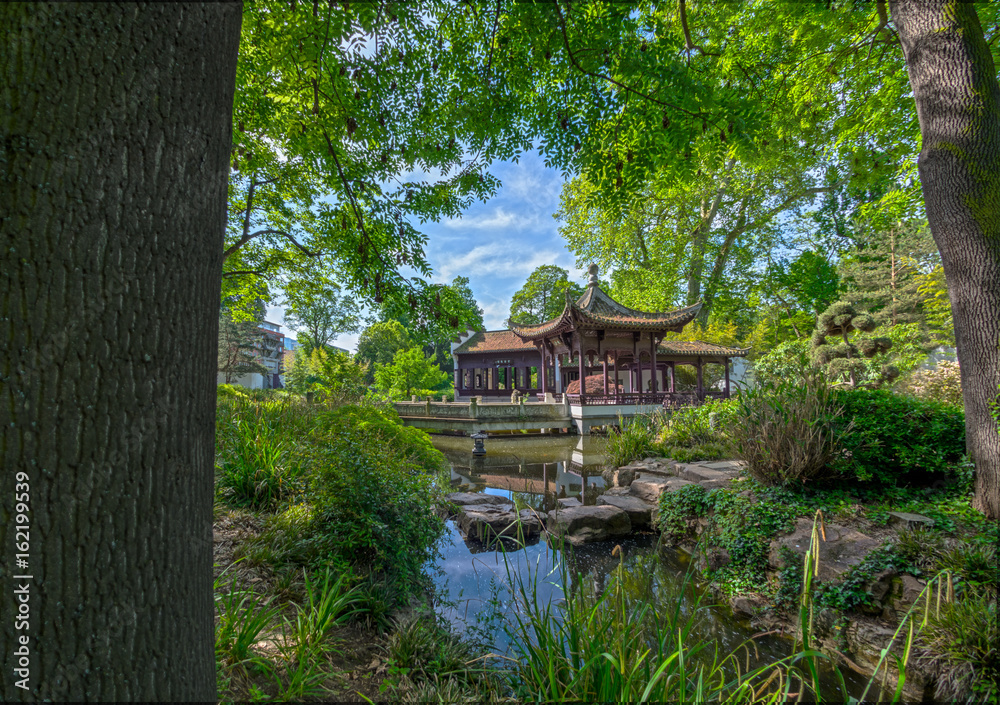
xmin=561 ymin=391 xmax=729 ymax=407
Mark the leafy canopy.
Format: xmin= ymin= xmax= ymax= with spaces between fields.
xmin=374 ymin=346 xmax=449 ymax=400
xmin=509 ymin=265 xmax=583 ymax=325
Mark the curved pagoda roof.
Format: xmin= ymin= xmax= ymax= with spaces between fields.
xmin=509 ymin=273 xmax=703 ymax=340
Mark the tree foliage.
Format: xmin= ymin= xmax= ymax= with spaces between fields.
xmin=227 ymin=0 xmax=526 ymax=326
xmin=355 ymin=320 xmax=412 ymax=385
xmin=282 ymin=265 xmax=361 ymax=354
xmin=509 ymin=265 xmax=583 ymax=325
xmin=810 ymin=301 xmax=895 ymax=388
xmin=374 ymin=346 xmax=449 ymax=399
xmin=284 ymin=347 xmax=366 ymax=402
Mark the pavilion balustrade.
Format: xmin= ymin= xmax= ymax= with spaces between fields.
xmin=562 ymin=389 xmax=730 ymax=407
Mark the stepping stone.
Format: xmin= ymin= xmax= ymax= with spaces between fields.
xmin=597 ymin=494 xmax=655 ymax=528
xmin=546 ymin=505 xmax=631 ymax=546
xmin=629 ymin=476 xmax=694 ymax=503
xmin=887 ymin=511 xmax=934 ymax=530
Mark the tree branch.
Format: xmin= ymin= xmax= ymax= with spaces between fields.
xmin=552 ymin=2 xmax=703 ymax=118
xmin=678 ymin=0 xmax=720 ymax=63
xmin=223 ymin=229 xmax=320 ymax=261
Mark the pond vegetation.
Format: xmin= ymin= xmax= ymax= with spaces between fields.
xmin=212 ymin=373 xmax=996 ymax=703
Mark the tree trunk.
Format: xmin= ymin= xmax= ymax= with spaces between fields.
xmin=892 ymin=0 xmax=1000 ymax=519
xmin=1 ymin=4 xmax=240 ymax=701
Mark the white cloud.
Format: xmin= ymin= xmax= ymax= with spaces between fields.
xmin=442 ymin=207 xmax=542 ymax=232
xmin=479 ymin=297 xmax=513 ymax=330
xmin=434 ymin=242 xmax=570 ymax=282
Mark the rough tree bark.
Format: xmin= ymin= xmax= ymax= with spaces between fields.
xmin=892 ymin=0 xmax=1000 ymax=519
xmin=1 ymin=4 xmax=241 ymax=700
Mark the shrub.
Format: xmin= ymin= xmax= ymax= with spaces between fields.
xmin=833 ymin=388 xmax=965 ymax=483
xmin=750 ymin=339 xmax=811 ymax=385
xmin=897 ymin=359 xmax=963 ymax=407
xmin=216 ymin=397 xmax=302 ymax=510
xmin=271 ymin=404 xmax=446 ymax=592
xmin=730 ymin=369 xmax=850 ymax=486
xmin=918 ymin=590 xmax=998 ymax=703
xmin=605 ymin=413 xmax=662 ymax=468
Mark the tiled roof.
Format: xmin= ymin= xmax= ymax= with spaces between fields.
xmin=510 ymin=284 xmax=702 ymax=339
xmin=453 ymin=330 xmax=538 ymax=354
xmin=658 ymin=340 xmax=749 ymax=357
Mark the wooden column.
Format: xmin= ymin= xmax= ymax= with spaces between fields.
xmin=696 ymin=356 xmax=704 ymax=400
xmin=649 ymin=335 xmax=658 ymax=393
xmin=669 ymin=362 xmax=676 ymax=393
xmin=578 ymin=345 xmax=586 ymax=402
xmin=724 ymin=359 xmax=731 ymax=399
xmin=602 ymin=353 xmax=609 ymax=395
xmin=540 ymin=351 xmax=548 ymax=396
xmin=613 ymin=353 xmax=619 ymax=400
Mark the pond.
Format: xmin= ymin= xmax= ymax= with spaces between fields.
xmin=426 ymin=432 xmax=871 ymax=697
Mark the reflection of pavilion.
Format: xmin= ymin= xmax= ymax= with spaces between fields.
xmin=452 ymin=265 xmax=747 ymax=407
xmin=444 ymin=437 xmax=606 ymax=504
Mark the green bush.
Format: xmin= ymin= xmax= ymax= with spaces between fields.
xmin=216 ymin=397 xmax=304 ymax=510
xmin=833 ymin=388 xmax=965 ymax=483
xmin=730 ymin=369 xmax=850 ymax=486
xmin=918 ymin=590 xmax=998 ymax=703
xmin=605 ymin=413 xmax=662 ymax=468
xmin=269 ymin=404 xmax=446 ymax=592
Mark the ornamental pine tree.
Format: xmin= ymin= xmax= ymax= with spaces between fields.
xmin=810 ymin=301 xmax=896 ymax=388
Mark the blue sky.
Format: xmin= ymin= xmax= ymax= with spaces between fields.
xmin=268 ymin=151 xmax=588 ymax=352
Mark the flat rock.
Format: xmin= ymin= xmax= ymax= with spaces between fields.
xmin=557 ymin=496 xmax=582 ymax=508
xmin=887 ymin=511 xmax=934 ymax=530
xmin=701 ymin=460 xmax=747 ymax=472
xmin=622 ymin=457 xmax=680 ymax=478
xmin=629 ymin=476 xmax=694 ymax=503
xmin=546 ymin=505 xmax=631 ymax=546
xmin=679 ymin=464 xmax=739 ymax=483
xmin=601 ymin=486 xmax=632 ymax=498
xmin=597 ymin=494 xmax=655 ymax=528
xmin=768 ymin=518 xmax=881 ymax=582
xmin=444 ymin=492 xmax=514 ymax=508
xmin=456 ymin=505 xmax=539 ymax=544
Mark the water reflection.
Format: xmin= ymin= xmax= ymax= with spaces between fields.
xmin=434 ymin=434 xmax=608 ymax=512
xmin=427 ymin=433 xmax=868 ymax=698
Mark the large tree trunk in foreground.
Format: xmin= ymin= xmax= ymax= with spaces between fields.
xmin=1 ymin=4 xmax=240 ymax=700
xmin=892 ymin=1 xmax=1000 ymax=519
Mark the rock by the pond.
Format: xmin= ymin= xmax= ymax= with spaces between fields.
xmin=703 ymin=547 xmax=732 ymax=571
xmin=887 ymin=511 xmax=935 ymax=530
xmin=623 ymin=457 xmax=680 ymax=478
xmin=768 ymin=518 xmax=880 ymax=581
xmin=730 ymin=594 xmax=761 ymax=617
xmin=597 ymin=494 xmax=655 ymax=528
xmin=602 ymin=486 xmax=632 ymax=498
xmin=629 ymin=476 xmax=694 ymax=503
xmin=557 ymin=496 xmax=582 ymax=508
xmin=457 ymin=505 xmax=539 ymax=544
xmin=601 ymin=466 xmax=636 ymax=487
xmin=444 ymin=492 xmax=513 ymax=509
xmin=546 ymin=505 xmax=631 ymax=545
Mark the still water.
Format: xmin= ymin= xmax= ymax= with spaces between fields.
xmin=426 ymin=433 xmax=869 ymax=697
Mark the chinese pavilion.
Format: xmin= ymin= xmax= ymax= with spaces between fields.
xmin=452 ymin=265 xmax=748 ymax=406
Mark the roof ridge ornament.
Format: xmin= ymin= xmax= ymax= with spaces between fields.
xmin=587 ymin=263 xmax=600 ymax=286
